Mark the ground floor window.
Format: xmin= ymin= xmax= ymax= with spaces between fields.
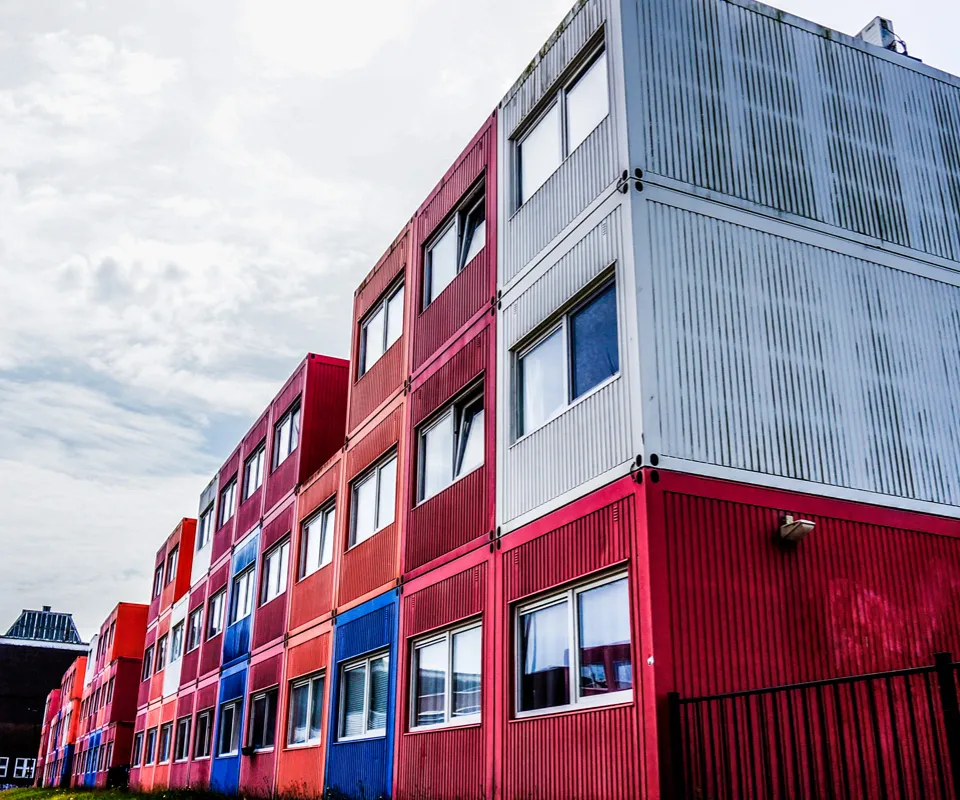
xmin=339 ymin=651 xmax=389 ymax=740
xmin=217 ymin=701 xmax=240 ymax=757
xmin=144 ymin=728 xmax=157 ymax=765
xmin=14 ymin=758 xmax=35 ymax=779
xmin=288 ymin=673 xmax=325 ymax=746
xmin=174 ymin=716 xmax=191 ymax=762
xmin=194 ymin=710 xmax=212 ymax=759
xmin=411 ymin=620 xmax=482 ymax=729
xmin=248 ymin=689 xmax=278 ymax=751
xmin=131 ymin=732 xmax=144 ymax=766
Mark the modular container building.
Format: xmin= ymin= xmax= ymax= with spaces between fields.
xmin=42 ymin=655 xmax=86 ymax=787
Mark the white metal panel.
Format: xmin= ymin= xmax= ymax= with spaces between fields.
xmin=161 ymin=597 xmax=188 ymax=699
xmin=191 ymin=473 xmax=218 ymax=587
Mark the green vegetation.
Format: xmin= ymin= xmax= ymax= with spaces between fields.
xmin=0 ymin=790 xmax=236 ymax=800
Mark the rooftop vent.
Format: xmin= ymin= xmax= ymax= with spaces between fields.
xmin=856 ymin=16 xmax=916 ymax=59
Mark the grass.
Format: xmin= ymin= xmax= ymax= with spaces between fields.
xmin=0 ymin=791 xmax=239 ymax=800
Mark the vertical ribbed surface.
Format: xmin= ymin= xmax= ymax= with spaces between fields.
xmin=252 ymin=593 xmax=286 ymax=652
xmin=346 ymin=409 xmax=401 ymax=482
xmin=648 ymin=200 xmax=960 ymax=506
xmin=300 ymin=358 xmax=349 ymax=482
xmin=249 ymin=653 xmax=281 ymax=692
xmin=500 ymin=208 xmax=634 ymax=524
xmin=349 ymin=340 xmax=405 ymax=432
xmin=499 ymin=0 xmax=619 ymax=286
xmin=212 ymin=448 xmax=240 ymax=563
xmin=198 ymin=563 xmax=228 ymax=678
xmin=632 ymin=0 xmax=960 ymax=261
xmin=292 ymin=455 xmax=340 ymax=629
xmin=338 ymin=522 xmax=399 ymax=610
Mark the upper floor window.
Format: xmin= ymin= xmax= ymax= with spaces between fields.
xmin=219 ymin=478 xmax=237 ymax=527
xmin=230 ymin=568 xmax=255 ymax=624
xmin=339 ymin=651 xmax=389 ymax=740
xmin=516 ymin=48 xmax=608 ymax=205
xmin=170 ymin=622 xmax=184 ymax=662
xmin=349 ymin=454 xmax=397 ymax=547
xmin=248 ymin=688 xmax=278 ymax=751
xmin=197 ymin=503 xmax=214 ymax=550
xmin=186 ymin=607 xmax=203 ymax=652
xmin=516 ymin=279 xmax=618 ymax=437
xmin=260 ymin=539 xmax=290 ymax=605
xmin=299 ymin=504 xmax=335 ymax=579
xmin=152 ymin=565 xmax=164 ymax=599
xmin=360 ymin=283 xmax=404 ymax=376
xmin=154 ymin=634 xmax=168 ymax=673
xmin=424 ymin=188 xmax=485 ymax=308
xmin=288 ymin=672 xmax=325 ymax=746
xmin=165 ymin=546 xmax=179 ymax=585
xmin=516 ymin=571 xmax=631 ymax=716
xmin=107 ymin=677 xmax=115 ymax=703
xmin=411 ymin=621 xmax=481 ymax=730
xmin=418 ymin=387 xmax=484 ymax=503
xmin=141 ymin=646 xmax=154 ymax=681
xmin=207 ymin=590 xmax=226 ymax=639
xmin=244 ymin=444 xmax=266 ymax=500
xmin=273 ymin=402 xmax=301 ymax=469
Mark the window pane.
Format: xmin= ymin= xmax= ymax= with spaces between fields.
xmin=455 ymin=405 xmax=484 ymax=479
xmin=520 ymin=328 xmax=565 ymax=434
xmin=421 ymin=412 xmax=454 ymax=500
xmin=427 ymin=224 xmax=458 ymax=305
xmin=519 ymin=104 xmax=561 ymax=204
xmin=320 ymin=508 xmax=335 ymax=567
xmin=386 ymin=286 xmax=404 ymax=348
xmin=452 ymin=627 xmax=482 ymax=718
xmin=414 ymin=640 xmax=447 ymax=727
xmin=578 ymin=578 xmax=631 ymax=697
xmin=570 ymin=283 xmax=619 ymax=399
xmin=377 ymin=457 xmax=397 ymax=529
xmin=368 ymin=656 xmax=389 ymax=733
xmin=519 ymin=600 xmax=570 ymax=712
xmin=461 ymin=207 xmax=486 ymax=269
xmin=309 ymin=676 xmax=324 ymax=740
xmin=362 ymin=306 xmax=385 ymax=374
xmin=251 ymin=696 xmax=267 ymax=748
xmin=289 ymin=683 xmax=309 ymax=744
xmin=566 ymin=51 xmax=609 ymax=153
xmin=276 ymin=416 xmax=292 ymax=465
xmin=341 ymin=667 xmax=366 ymax=738
xmin=352 ymin=474 xmax=376 ymax=545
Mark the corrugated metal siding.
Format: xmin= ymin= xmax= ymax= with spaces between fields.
xmin=287 ymin=631 xmax=330 ymax=678
xmin=249 ymin=653 xmax=281 ymax=692
xmin=252 ymin=594 xmax=286 ymax=652
xmin=300 ymin=357 xmax=349 ymax=482
xmin=338 ymin=522 xmax=399 ymax=609
xmin=499 ymin=0 xmax=620 ymax=286
xmin=630 ymin=0 xmax=960 ymax=261
xmin=346 ymin=403 xmax=401 ymax=481
xmin=212 ymin=450 xmax=240 ymax=564
xmin=348 ymin=340 xmax=405 ymax=433
xmin=261 ymin=503 xmax=293 ymax=552
xmin=289 ymin=566 xmax=334 ymax=632
xmin=500 ymin=206 xmax=635 ymax=525
xmin=199 ymin=563 xmax=228 ymax=678
xmin=647 ymin=198 xmax=960 ymax=506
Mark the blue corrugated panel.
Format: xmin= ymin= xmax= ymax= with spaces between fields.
xmin=325 ymin=590 xmax=399 ymax=800
xmin=210 ymin=661 xmax=247 ymax=795
xmin=222 ymin=529 xmax=259 ymax=667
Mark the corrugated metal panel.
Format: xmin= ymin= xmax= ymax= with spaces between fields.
xmin=647 ymin=198 xmax=960 ymax=506
xmin=300 ymin=357 xmax=349 ymax=482
xmin=348 ymin=339 xmax=405 ymax=433
xmin=405 ymin=562 xmax=486 ymax=638
xmin=249 ymin=653 xmax=281 ymax=692
xmin=347 ymin=403 xmax=401 ymax=481
xmin=289 ymin=566 xmax=334 ymax=633
xmin=499 ymin=0 xmax=620 ymax=287
xmin=287 ymin=631 xmax=330 ymax=678
xmin=397 ymin=725 xmax=485 ymax=800
xmin=212 ymin=449 xmax=241 ymax=564
xmin=338 ymin=521 xmax=399 ymax=609
xmin=261 ymin=503 xmax=293 ymax=553
xmin=252 ymin=593 xmax=286 ymax=652
xmin=500 ymin=206 xmax=635 ymax=525
xmin=198 ymin=564 xmax=228 ymax=678
xmin=630 ymin=0 xmax=960 ymax=261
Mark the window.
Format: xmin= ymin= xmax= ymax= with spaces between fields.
xmin=248 ymin=689 xmax=278 ymax=751
xmin=217 ymin=702 xmax=240 ymax=757
xmin=260 ymin=540 xmax=290 ymax=605
xmin=141 ymin=646 xmax=155 ymax=681
xmin=207 ymin=590 xmax=226 ymax=638
xmin=516 ymin=49 xmax=608 ymax=205
xmin=0 ymin=757 xmax=7 ymax=778
xmin=515 ymin=572 xmax=631 ymax=715
xmin=360 ymin=283 xmax=404 ymax=376
xmin=273 ymin=402 xmax=301 ymax=469
xmin=230 ymin=568 xmax=255 ymax=624
xmin=107 ymin=677 xmax=115 ymax=704
xmin=411 ymin=621 xmax=482 ymax=729
xmin=169 ymin=622 xmax=184 ymax=662
xmin=287 ymin=673 xmax=325 ymax=746
xmin=152 ymin=565 xmax=164 ymax=599
xmin=106 ymin=743 xmax=114 ymax=770
xmin=174 ymin=716 xmax=191 ymax=762
xmin=144 ymin=727 xmax=157 ymax=765
xmin=186 ymin=608 xmax=204 ymax=652
xmin=157 ymin=722 xmax=172 ymax=763
xmin=424 ymin=189 xmax=486 ymax=307
xmin=219 ymin=478 xmax=237 ymax=527
xmin=339 ymin=651 xmax=389 ymax=740
xmin=349 ymin=454 xmax=397 ymax=547
xmin=155 ymin=634 xmax=168 ymax=673
xmin=193 ymin=710 xmax=212 ymax=759
xmin=197 ymin=503 xmax=214 ymax=550
xmin=299 ymin=505 xmax=335 ymax=579
xmin=517 ymin=280 xmax=618 ymax=436
xmin=418 ymin=388 xmax=484 ymax=502
xmin=166 ymin=546 xmax=179 ymax=584
xmin=243 ymin=444 xmax=266 ymax=500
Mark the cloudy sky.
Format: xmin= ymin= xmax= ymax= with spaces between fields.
xmin=1 ymin=0 xmax=957 ymax=641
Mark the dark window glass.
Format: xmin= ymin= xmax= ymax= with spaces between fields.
xmin=570 ymin=283 xmax=618 ymax=399
xmin=518 ymin=600 xmax=569 ymax=712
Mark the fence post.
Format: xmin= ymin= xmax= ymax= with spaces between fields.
xmin=667 ymin=692 xmax=685 ymax=800
xmin=934 ymin=652 xmax=960 ymax=799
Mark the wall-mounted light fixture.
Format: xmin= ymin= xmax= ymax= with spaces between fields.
xmin=780 ymin=514 xmax=815 ymax=542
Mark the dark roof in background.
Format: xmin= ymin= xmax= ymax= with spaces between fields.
xmin=3 ymin=607 xmax=84 ymax=645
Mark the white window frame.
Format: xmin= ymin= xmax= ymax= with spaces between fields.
xmin=170 ymin=622 xmax=184 ymax=663
xmin=230 ymin=567 xmax=256 ymax=625
xmin=14 ymin=758 xmax=34 ymax=780
xmin=423 ymin=185 xmax=486 ymax=308
xmin=338 ymin=650 xmax=390 ymax=742
xmin=273 ymin=401 xmax=301 ymax=470
xmin=243 ymin=444 xmax=266 ymax=501
xmin=299 ymin=504 xmax=335 ymax=580
xmin=173 ymin=716 xmax=191 ymax=762
xmin=152 ymin=565 xmax=164 ymax=599
xmin=417 ymin=385 xmax=485 ymax=504
xmin=409 ymin=620 xmax=482 ymax=731
xmin=197 ymin=503 xmax=215 ymax=550
xmin=0 ymin=757 xmax=8 ymax=778
xmin=348 ymin=454 xmax=397 ymax=547
xmin=260 ymin=539 xmax=291 ymax=605
xmin=154 ymin=634 xmax=168 ymax=674
xmin=514 ymin=570 xmax=632 ymax=719
xmin=359 ymin=282 xmax=404 ymax=377
xmin=166 ymin=546 xmax=179 ymax=585
xmin=186 ymin=607 xmax=204 ymax=652
xmin=514 ymin=45 xmax=609 ymax=208
xmin=144 ymin=727 xmax=157 ymax=765
xmin=131 ymin=732 xmax=144 ymax=767
xmin=514 ymin=276 xmax=619 ymax=440
xmin=157 ymin=722 xmax=173 ymax=764
xmin=141 ymin=646 xmax=155 ymax=681
xmin=219 ymin=479 xmax=237 ymax=527
xmin=193 ymin=710 xmax=212 ymax=759
xmin=247 ymin=689 xmax=278 ymax=752
xmin=207 ymin=590 xmax=226 ymax=639
xmin=216 ymin=701 xmax=240 ymax=758
xmin=286 ymin=672 xmax=325 ymax=748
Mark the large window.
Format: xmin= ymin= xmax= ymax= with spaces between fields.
xmin=260 ymin=540 xmax=290 ymax=605
xmin=349 ymin=454 xmax=397 ymax=547
xmin=243 ymin=444 xmax=266 ymax=500
xmin=0 ymin=757 xmax=7 ymax=778
xmin=13 ymin=759 xmax=34 ymax=780
xmin=287 ymin=673 xmax=325 ymax=746
xmin=339 ymin=652 xmax=389 ymax=740
xmin=170 ymin=622 xmax=184 ymax=663
xmin=248 ymin=689 xmax=278 ymax=751
xmin=166 ymin=546 xmax=179 ymax=585
xmin=158 ymin=722 xmax=173 ymax=763
xmin=154 ymin=635 xmax=168 ymax=673
xmin=217 ymin=701 xmax=240 ymax=757
xmin=186 ymin=607 xmax=203 ymax=652
xmin=411 ymin=621 xmax=481 ymax=729
xmin=193 ymin=710 xmax=212 ymax=759
xmin=273 ymin=402 xmax=301 ymax=469
xmin=360 ymin=283 xmax=404 ymax=376
xmin=131 ymin=733 xmax=144 ymax=767
xmin=517 ymin=280 xmax=618 ymax=437
xmin=144 ymin=727 xmax=157 ymax=765
xmin=424 ymin=189 xmax=486 ymax=307
xmin=152 ymin=565 xmax=164 ymax=599
xmin=197 ymin=503 xmax=215 ymax=550
xmin=174 ymin=717 xmax=191 ymax=762
xmin=230 ymin=568 xmax=255 ymax=624
xmin=219 ymin=478 xmax=237 ymax=527
xmin=516 ymin=48 xmax=608 ymax=205
xmin=299 ymin=505 xmax=335 ymax=579
xmin=418 ymin=387 xmax=484 ymax=502
xmin=515 ymin=572 xmax=631 ymax=715
xmin=207 ymin=590 xmax=226 ymax=639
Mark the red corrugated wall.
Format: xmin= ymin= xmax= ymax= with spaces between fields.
xmin=236 ymin=412 xmax=268 ymax=541
xmin=300 ymin=355 xmax=349 ymax=482
xmin=212 ymin=448 xmax=241 ymax=564
xmin=179 ymin=581 xmax=207 ymax=687
xmin=253 ymin=501 xmax=295 ymax=652
xmin=198 ymin=562 xmax=229 ymax=678
xmin=240 ymin=651 xmax=282 ymax=797
xmin=263 ymin=361 xmax=307 ymax=516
